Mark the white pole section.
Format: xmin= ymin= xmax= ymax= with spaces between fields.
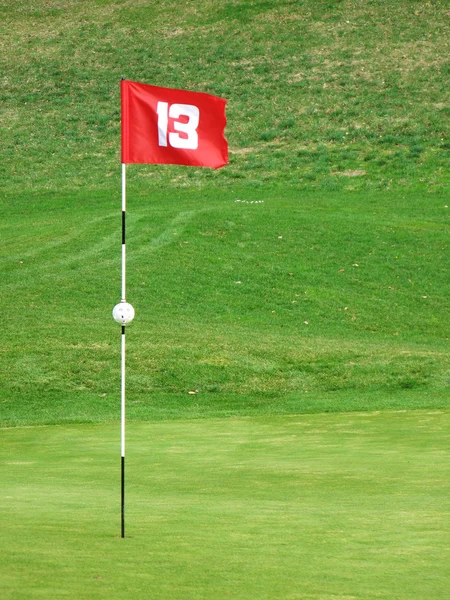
xmin=121 ymin=163 xmax=126 ymax=302
xmin=121 ymin=326 xmax=126 ymax=459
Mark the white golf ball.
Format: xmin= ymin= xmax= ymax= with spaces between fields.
xmin=112 ymin=302 xmax=135 ymax=325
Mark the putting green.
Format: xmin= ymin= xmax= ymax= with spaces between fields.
xmin=1 ymin=410 xmax=449 ymax=599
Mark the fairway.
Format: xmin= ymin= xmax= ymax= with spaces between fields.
xmin=1 ymin=410 xmax=449 ymax=599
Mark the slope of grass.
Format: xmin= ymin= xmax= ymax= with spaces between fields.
xmin=2 ymin=185 xmax=449 ymax=426
xmin=1 ymin=411 xmax=449 ymax=600
xmin=2 ymin=0 xmax=449 ymax=425
xmin=1 ymin=0 xmax=449 ymax=195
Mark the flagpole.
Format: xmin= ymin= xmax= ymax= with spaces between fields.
xmin=115 ymin=90 xmax=134 ymax=540
xmin=121 ymin=162 xmax=126 ymax=539
xmin=113 ymin=165 xmax=134 ymax=538
xmin=120 ymin=164 xmax=126 ymax=538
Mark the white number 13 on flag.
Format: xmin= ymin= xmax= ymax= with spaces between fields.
xmin=157 ymin=102 xmax=200 ymax=150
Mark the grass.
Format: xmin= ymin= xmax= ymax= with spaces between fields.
xmin=1 ymin=0 xmax=449 ymax=194
xmin=1 ymin=1 xmax=450 ymax=598
xmin=2 ymin=185 xmax=449 ymax=426
xmin=1 ymin=411 xmax=449 ymax=599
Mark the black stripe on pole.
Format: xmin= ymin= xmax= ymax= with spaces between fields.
xmin=121 ymin=456 xmax=125 ymax=538
xmin=122 ymin=211 xmax=126 ymax=245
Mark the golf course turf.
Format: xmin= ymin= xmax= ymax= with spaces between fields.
xmin=2 ymin=411 xmax=449 ymax=599
xmin=1 ymin=1 xmax=449 ymax=598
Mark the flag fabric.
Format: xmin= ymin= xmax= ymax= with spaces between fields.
xmin=121 ymin=80 xmax=228 ymax=168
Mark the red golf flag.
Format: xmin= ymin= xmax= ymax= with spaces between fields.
xmin=121 ymin=80 xmax=228 ymax=168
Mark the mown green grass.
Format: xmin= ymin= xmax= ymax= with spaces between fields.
xmin=1 ymin=411 xmax=449 ymax=600
xmin=2 ymin=185 xmax=449 ymax=425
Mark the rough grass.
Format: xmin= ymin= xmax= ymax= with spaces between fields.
xmin=1 ymin=0 xmax=449 ymax=194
